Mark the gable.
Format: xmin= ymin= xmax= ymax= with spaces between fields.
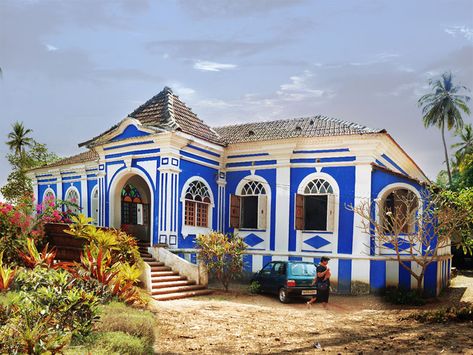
xmin=111 ymin=124 xmax=150 ymax=142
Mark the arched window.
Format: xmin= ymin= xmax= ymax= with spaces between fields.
xmin=65 ymin=187 xmax=80 ymax=214
xmin=42 ymin=188 xmax=55 ymax=204
xmin=91 ymin=186 xmax=99 ymax=225
xmin=382 ymin=189 xmax=418 ymax=234
xmin=296 ymin=178 xmax=335 ymax=231
xmin=184 ymin=181 xmax=211 ymax=227
xmin=230 ymin=180 xmax=267 ymax=230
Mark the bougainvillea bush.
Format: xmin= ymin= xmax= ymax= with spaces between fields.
xmin=0 ymin=194 xmax=78 ymax=265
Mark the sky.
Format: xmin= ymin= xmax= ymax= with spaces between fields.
xmin=0 ymin=0 xmax=472 ymax=194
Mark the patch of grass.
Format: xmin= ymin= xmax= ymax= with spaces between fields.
xmin=383 ymin=287 xmax=426 ymax=306
xmin=96 ymin=302 xmax=155 ymax=346
xmin=409 ymin=305 xmax=473 ymax=323
xmin=66 ymin=332 xmax=152 ymax=355
xmin=66 ymin=301 xmax=156 ymax=354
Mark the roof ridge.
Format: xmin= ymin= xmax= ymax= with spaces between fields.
xmin=163 ymin=87 xmax=180 ymax=130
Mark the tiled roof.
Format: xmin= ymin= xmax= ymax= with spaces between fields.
xmin=213 ymin=116 xmax=385 ymax=144
xmin=32 ymin=150 xmax=98 ymax=170
xmin=80 ymin=87 xmax=223 ymax=147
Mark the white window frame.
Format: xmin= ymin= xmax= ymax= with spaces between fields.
xmin=91 ymin=185 xmax=99 ymax=225
xmin=375 ymin=183 xmax=422 ymax=255
xmin=180 ymin=176 xmax=214 ymax=238
xmin=42 ymin=187 xmax=56 ymax=204
xmin=235 ymin=175 xmax=270 ymax=231
xmin=64 ymin=186 xmax=81 ymax=214
xmin=297 ymin=173 xmax=339 ymax=233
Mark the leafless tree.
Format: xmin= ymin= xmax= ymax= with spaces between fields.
xmin=349 ymin=189 xmax=468 ymax=293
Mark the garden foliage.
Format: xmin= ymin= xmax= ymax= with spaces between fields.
xmin=196 ymin=231 xmax=247 ymax=291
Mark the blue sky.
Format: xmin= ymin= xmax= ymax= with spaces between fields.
xmin=0 ymin=0 xmax=472 ymax=192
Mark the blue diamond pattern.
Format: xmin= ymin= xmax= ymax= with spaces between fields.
xmin=304 ymin=235 xmax=330 ymax=249
xmin=244 ymin=233 xmax=264 ymax=247
xmin=383 ymin=239 xmax=410 ymax=252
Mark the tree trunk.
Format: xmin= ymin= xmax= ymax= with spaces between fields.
xmin=441 ymin=121 xmax=453 ymax=186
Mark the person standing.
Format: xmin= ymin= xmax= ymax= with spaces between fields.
xmin=307 ymin=256 xmax=331 ymax=308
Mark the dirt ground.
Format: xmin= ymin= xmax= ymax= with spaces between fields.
xmin=151 ymin=272 xmax=473 ymax=354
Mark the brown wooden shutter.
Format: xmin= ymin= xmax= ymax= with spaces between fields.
xmin=295 ymin=194 xmax=305 ymax=230
xmin=230 ymin=194 xmax=241 ymax=228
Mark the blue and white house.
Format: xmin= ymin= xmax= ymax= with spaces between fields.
xmin=29 ymin=87 xmax=451 ymax=296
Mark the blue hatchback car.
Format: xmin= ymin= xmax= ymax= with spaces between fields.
xmin=251 ymin=261 xmax=318 ymax=303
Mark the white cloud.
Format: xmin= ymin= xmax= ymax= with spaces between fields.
xmin=444 ymin=26 xmax=473 ymax=41
xmin=277 ymin=70 xmax=329 ymax=101
xmin=193 ymin=60 xmax=237 ymax=72
xmin=45 ymin=44 xmax=58 ymax=51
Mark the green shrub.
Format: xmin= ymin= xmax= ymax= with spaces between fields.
xmin=95 ymin=331 xmax=152 ymax=354
xmin=1 ymin=266 xmax=100 ymax=352
xmin=248 ymin=280 xmax=261 ymax=294
xmin=96 ymin=302 xmax=156 ymax=346
xmin=383 ymin=287 xmax=426 ymax=306
xmin=196 ymin=231 xmax=246 ymax=291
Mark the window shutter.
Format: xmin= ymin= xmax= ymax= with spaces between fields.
xmin=295 ymin=194 xmax=305 ymax=230
xmin=258 ymin=195 xmax=267 ymax=230
xmin=230 ymin=194 xmax=241 ymax=228
xmin=326 ymin=194 xmax=336 ymax=232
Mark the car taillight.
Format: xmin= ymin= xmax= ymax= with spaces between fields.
xmin=287 ymin=280 xmax=296 ymax=287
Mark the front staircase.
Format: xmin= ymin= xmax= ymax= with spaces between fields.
xmin=137 ymin=241 xmax=212 ymax=301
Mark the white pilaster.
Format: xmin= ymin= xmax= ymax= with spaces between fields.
xmin=351 ymin=162 xmax=372 ymax=285
xmin=79 ymin=169 xmax=88 ymax=216
xmin=275 ymin=160 xmax=290 ymax=252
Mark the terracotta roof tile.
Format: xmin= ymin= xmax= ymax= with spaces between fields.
xmin=32 ymin=150 xmax=98 ymax=170
xmin=213 ymin=116 xmax=385 ymax=144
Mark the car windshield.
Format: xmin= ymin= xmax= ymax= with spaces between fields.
xmin=290 ymin=263 xmax=317 ymax=276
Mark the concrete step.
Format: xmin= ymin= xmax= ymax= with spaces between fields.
xmin=142 ymin=257 xmax=156 ymax=262
xmin=153 ymin=289 xmax=213 ymax=301
xmin=151 ymin=275 xmax=187 ymax=283
xmin=151 ymin=284 xmax=207 ymax=296
xmin=150 ymin=266 xmax=172 ymax=272
xmin=150 ymin=271 xmax=179 ymax=277
xmin=146 ymin=261 xmax=165 ymax=267
xmin=151 ymin=280 xmax=196 ymax=289
xmin=140 ymin=252 xmax=152 ymax=257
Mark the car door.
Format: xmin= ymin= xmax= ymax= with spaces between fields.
xmin=269 ymin=262 xmax=287 ymax=294
xmin=257 ymin=262 xmax=274 ymax=292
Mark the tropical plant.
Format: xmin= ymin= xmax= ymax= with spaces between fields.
xmin=0 ymin=252 xmax=16 ymax=292
xmin=418 ymin=72 xmax=471 ymax=186
xmin=452 ymin=123 xmax=473 ymax=158
xmin=196 ymin=231 xmax=247 ymax=291
xmin=6 ymin=121 xmax=33 ymax=157
xmin=18 ymin=238 xmax=57 ymax=269
xmin=1 ymin=266 xmax=100 ymax=352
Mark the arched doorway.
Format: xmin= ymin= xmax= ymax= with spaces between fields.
xmin=115 ymin=175 xmax=151 ymax=243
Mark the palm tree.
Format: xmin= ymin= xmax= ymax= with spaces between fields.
xmin=418 ymin=72 xmax=471 ymax=186
xmin=452 ymin=123 xmax=473 ymax=158
xmin=7 ymin=121 xmax=33 ymax=157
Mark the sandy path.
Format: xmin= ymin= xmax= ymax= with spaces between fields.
xmin=151 ymin=273 xmax=473 ymax=354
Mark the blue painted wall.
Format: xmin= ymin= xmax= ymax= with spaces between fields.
xmin=288 ymin=166 xmax=356 ymax=254
xmin=177 ymin=159 xmax=219 ymax=249
xmin=224 ymin=168 xmax=277 ymax=250
xmin=111 ymin=125 xmax=150 ymax=142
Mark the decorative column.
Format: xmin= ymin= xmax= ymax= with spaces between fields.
xmin=216 ymin=171 xmax=226 ymax=233
xmin=351 ymin=160 xmax=373 ymax=292
xmin=79 ymin=168 xmax=88 ymax=217
xmin=157 ymin=156 xmax=181 ymax=246
xmin=275 ymin=158 xmax=291 ymax=252
xmin=97 ymin=168 xmax=106 ymax=227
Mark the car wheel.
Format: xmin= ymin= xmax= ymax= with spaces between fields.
xmin=279 ymin=287 xmax=290 ymax=303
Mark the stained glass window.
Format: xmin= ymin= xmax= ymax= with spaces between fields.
xmin=121 ymin=184 xmax=142 ymax=203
